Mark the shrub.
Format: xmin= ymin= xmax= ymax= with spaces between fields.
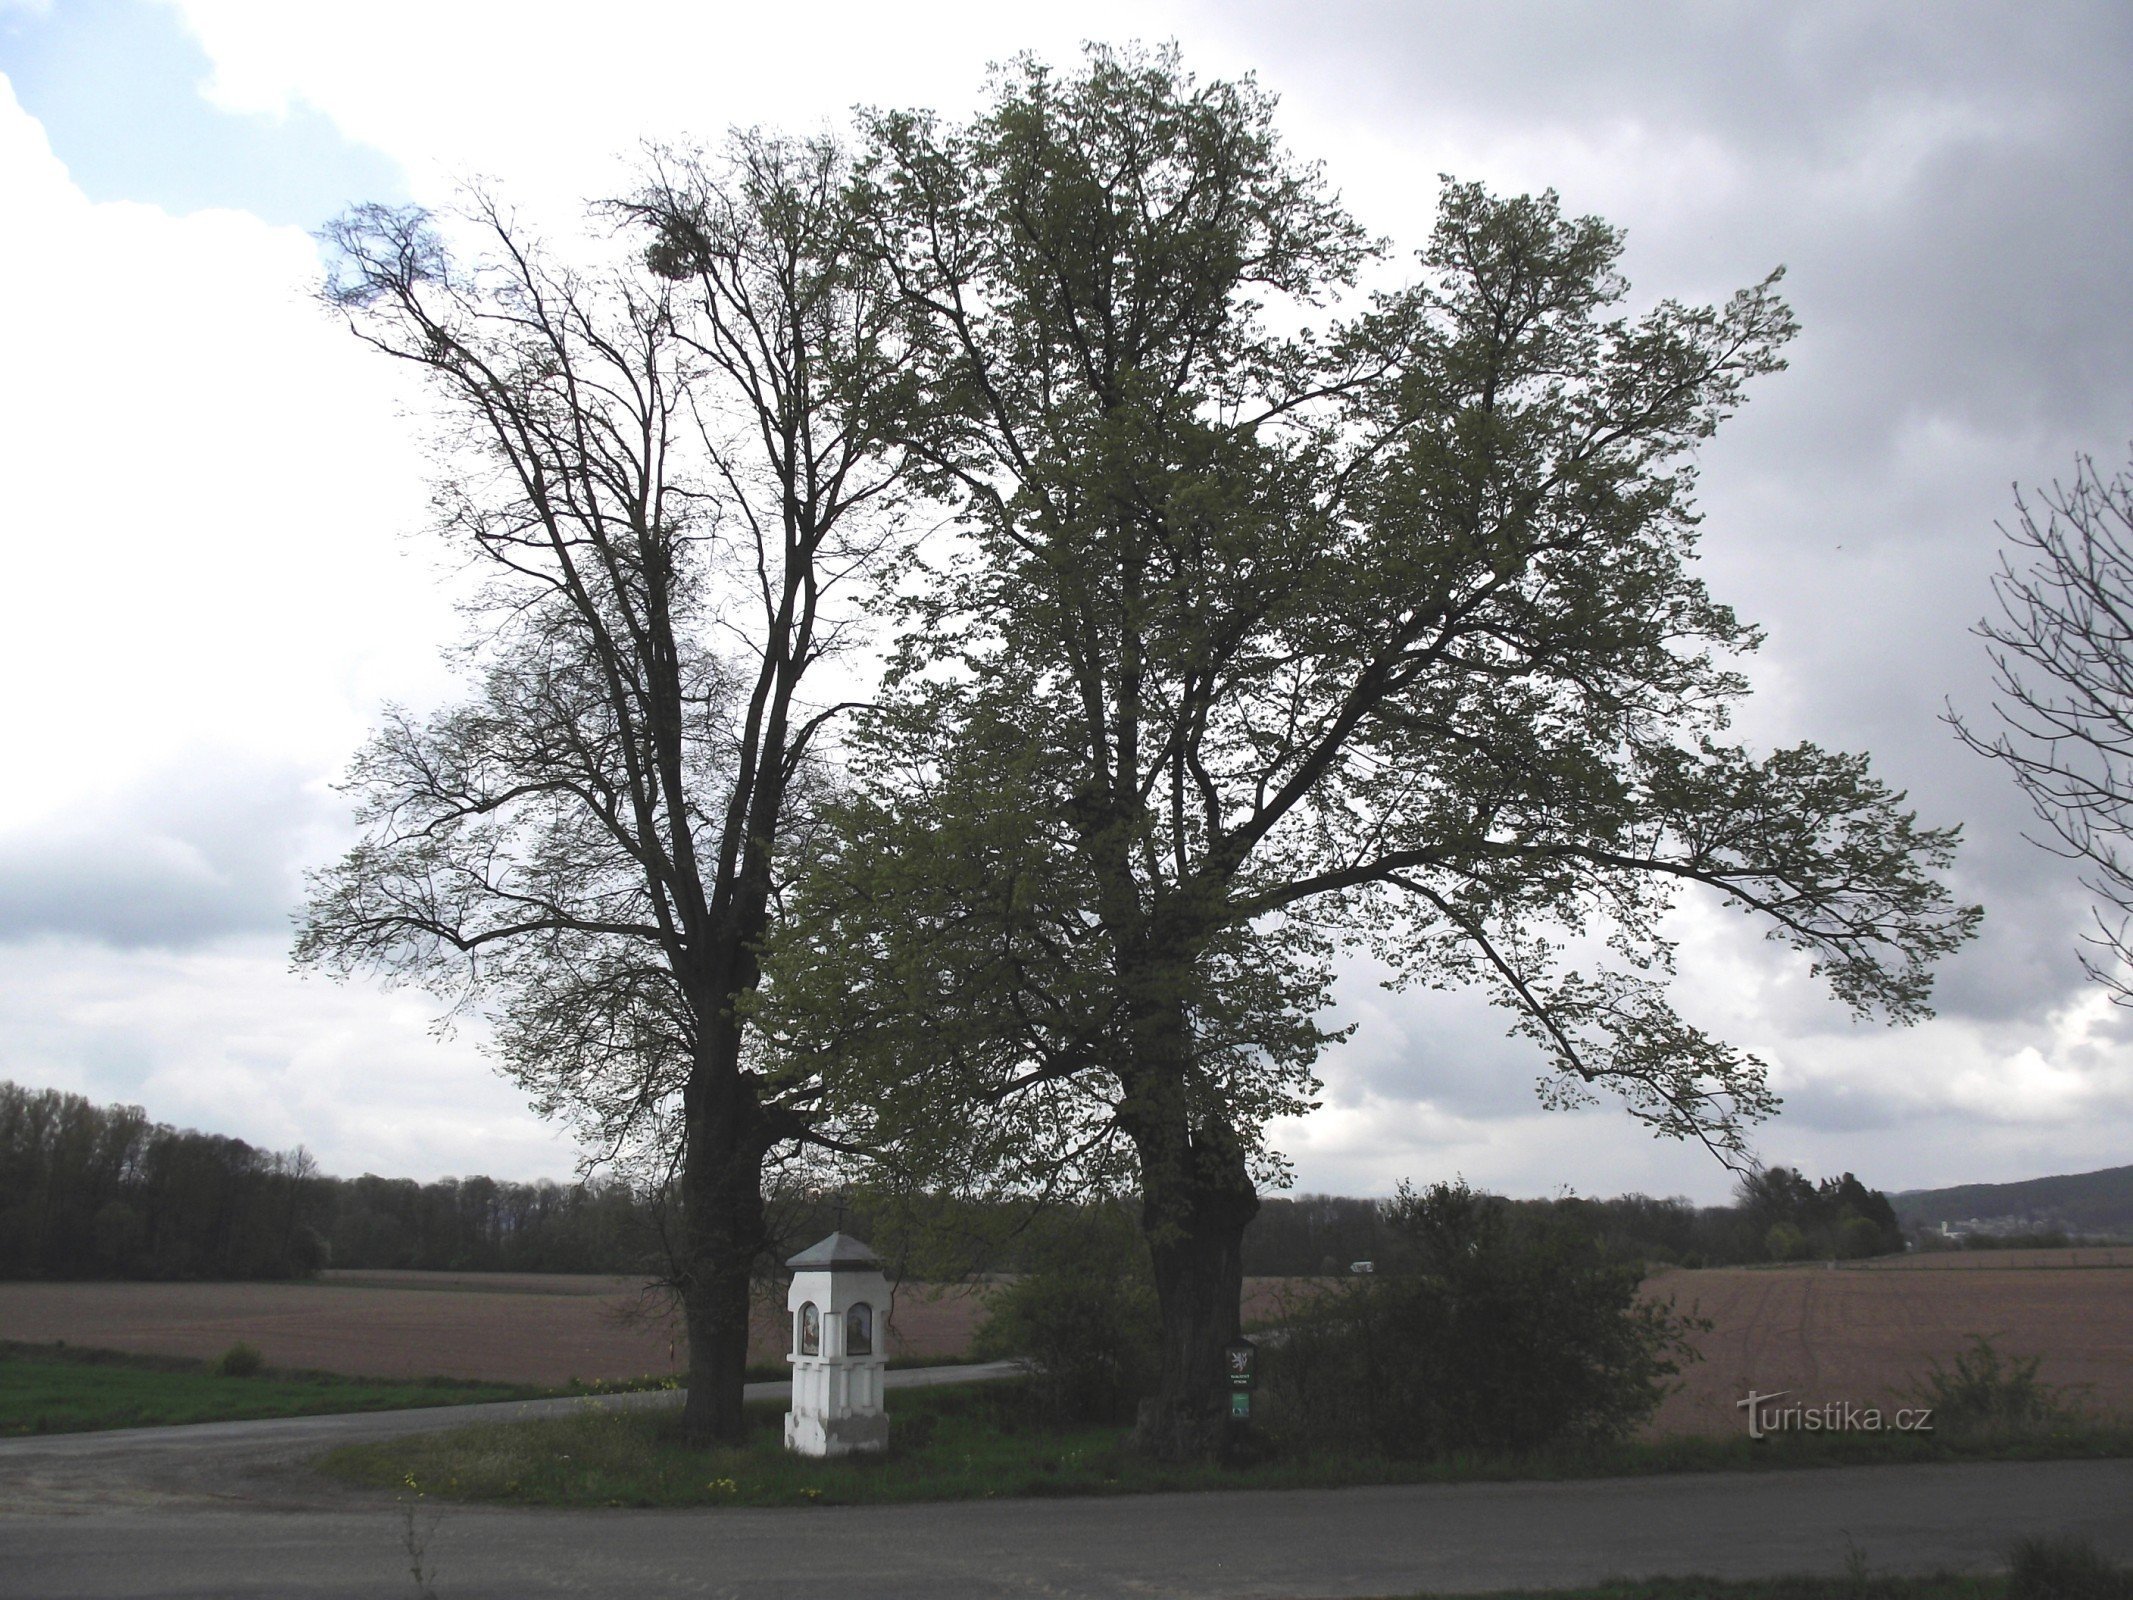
xmin=1258 ymin=1180 xmax=1704 ymax=1459
xmin=290 ymin=1225 xmax=332 ymax=1276
xmin=214 ymin=1341 xmax=265 ymax=1378
xmin=1836 ymin=1215 xmax=1886 ymax=1259
xmin=1764 ymin=1221 xmax=1811 ymax=1261
xmin=1908 ymin=1334 xmax=2083 ymax=1436
xmin=970 ymin=1204 xmax=1157 ymax=1426
xmin=2008 ymin=1534 xmax=2131 ymax=1600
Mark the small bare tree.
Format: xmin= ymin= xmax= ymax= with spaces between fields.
xmin=1953 ymin=451 xmax=2133 ymax=1001
xmin=296 ymin=133 xmax=914 ymax=1443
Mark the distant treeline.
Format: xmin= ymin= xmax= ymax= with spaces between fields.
xmin=1 ymin=1079 xmax=1908 ymax=1280
xmin=0 ymin=1082 xmax=658 ymax=1281
xmin=1237 ymin=1168 xmax=1905 ymax=1276
xmin=1 ymin=1081 xmax=323 ymax=1280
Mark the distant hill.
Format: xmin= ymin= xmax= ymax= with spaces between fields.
xmin=1891 ymin=1165 xmax=2133 ymax=1236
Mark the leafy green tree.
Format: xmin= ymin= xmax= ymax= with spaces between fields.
xmin=765 ymin=46 xmax=1978 ymax=1459
xmin=1764 ymin=1221 xmax=1812 ymax=1262
xmin=1820 ymin=1170 xmax=1903 ymax=1255
xmin=970 ymin=1203 xmax=1159 ymax=1425
xmin=295 ymin=133 xmax=916 ymax=1443
xmin=1835 ymin=1215 xmax=1885 ymax=1259
xmin=1261 ymin=1180 xmax=1703 ymax=1457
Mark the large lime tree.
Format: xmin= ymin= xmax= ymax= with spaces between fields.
xmin=296 ymin=135 xmax=915 ymax=1443
xmin=763 ymin=47 xmax=1982 ymax=1462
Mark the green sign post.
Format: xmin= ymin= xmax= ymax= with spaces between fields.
xmin=1225 ymin=1337 xmax=1257 ymax=1424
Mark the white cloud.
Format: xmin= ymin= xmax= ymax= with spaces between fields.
xmin=0 ymin=933 xmax=576 ymax=1181
xmin=157 ymin=0 xmax=1194 ymax=215
xmin=0 ymin=74 xmax=451 ymax=832
xmin=1 ymin=3 xmax=2129 ymax=1199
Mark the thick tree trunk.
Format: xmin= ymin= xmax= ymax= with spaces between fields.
xmin=1119 ymin=983 xmax=1261 ymax=1463
xmin=676 ymin=1025 xmax=769 ymax=1446
xmin=1133 ymin=1123 xmax=1258 ymax=1461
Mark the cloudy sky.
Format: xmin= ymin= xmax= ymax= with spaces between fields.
xmin=2 ymin=0 xmax=2128 ymax=1204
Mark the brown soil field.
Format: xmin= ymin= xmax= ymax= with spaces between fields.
xmin=0 ymin=1273 xmax=1299 ymax=1388
xmin=0 ymin=1275 xmax=986 ymax=1386
xmin=3 ymin=1257 xmax=2124 ymax=1437
xmin=1644 ymin=1256 xmax=2133 ymax=1437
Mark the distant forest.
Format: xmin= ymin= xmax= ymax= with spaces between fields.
xmin=0 ymin=1081 xmax=654 ymax=1281
xmin=4 ymin=1079 xmax=1917 ymax=1281
xmin=1891 ymin=1164 xmax=2133 ymax=1236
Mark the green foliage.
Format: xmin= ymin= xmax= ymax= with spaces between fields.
xmin=290 ymin=1224 xmax=332 ymax=1274
xmin=1389 ymin=1574 xmax=2005 ymax=1599
xmin=1766 ymin=1222 xmax=1812 ymax=1262
xmin=771 ymin=42 xmax=1979 ymax=1231
xmin=1836 ymin=1215 xmax=1886 ymax=1259
xmin=1890 ymin=1164 xmax=2133 ymax=1238
xmin=1259 ymin=1181 xmax=1705 ymax=1458
xmin=1738 ymin=1166 xmax=1904 ymax=1261
xmin=0 ymin=1080 xmax=324 ymax=1281
xmin=970 ymin=1206 xmax=1159 ymax=1424
xmin=2007 ymin=1535 xmax=2131 ymax=1600
xmin=319 ymin=1369 xmax=2133 ymax=1514
xmin=214 ymin=1341 xmax=265 ymax=1378
xmin=1908 ymin=1335 xmax=2084 ymax=1436
xmin=0 ymin=1078 xmax=671 ymax=1280
xmin=0 ymin=1342 xmax=539 ymax=1435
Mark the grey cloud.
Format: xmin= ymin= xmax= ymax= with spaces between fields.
xmin=1187 ymin=0 xmax=2133 ymax=1050
xmin=0 ymin=758 xmax=343 ymax=949
xmin=1319 ymin=960 xmax=1549 ymax=1121
xmin=1198 ymin=3 xmax=2130 ymax=186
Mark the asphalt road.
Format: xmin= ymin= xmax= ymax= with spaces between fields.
xmin=2 ymin=1374 xmax=2128 ymax=1599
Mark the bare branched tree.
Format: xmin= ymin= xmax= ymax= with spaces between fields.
xmin=1952 ymin=451 xmax=2133 ymax=1002
xmin=295 ymin=133 xmax=915 ymax=1443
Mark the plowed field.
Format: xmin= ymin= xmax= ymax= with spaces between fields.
xmin=3 ymin=1252 xmax=2124 ymax=1437
xmin=1645 ymin=1252 xmax=2133 ymax=1436
xmin=0 ymin=1273 xmax=984 ymax=1386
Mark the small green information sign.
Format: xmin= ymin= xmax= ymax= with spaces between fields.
xmin=1230 ymin=1391 xmax=1251 ymax=1420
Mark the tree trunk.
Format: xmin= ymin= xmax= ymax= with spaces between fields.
xmin=676 ymin=1027 xmax=769 ymax=1446
xmin=1120 ymin=984 xmax=1261 ymax=1463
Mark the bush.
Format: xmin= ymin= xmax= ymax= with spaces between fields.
xmin=214 ymin=1342 xmax=265 ymax=1378
xmin=1908 ymin=1334 xmax=2083 ymax=1436
xmin=1764 ymin=1221 xmax=1811 ymax=1261
xmin=1836 ymin=1215 xmax=1886 ymax=1259
xmin=289 ymin=1224 xmax=331 ymax=1276
xmin=1258 ymin=1180 xmax=1704 ymax=1459
xmin=970 ymin=1204 xmax=1157 ymax=1426
xmin=2008 ymin=1534 xmax=2131 ymax=1600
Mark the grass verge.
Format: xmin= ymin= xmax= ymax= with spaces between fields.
xmin=0 ymin=1340 xmax=647 ymax=1436
xmin=316 ymin=1376 xmax=2133 ymax=1511
xmin=1375 ymin=1535 xmax=2133 ymax=1598
xmin=1386 ymin=1580 xmax=2000 ymax=1600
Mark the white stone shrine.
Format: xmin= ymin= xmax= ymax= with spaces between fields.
xmin=783 ymin=1230 xmax=891 ymax=1457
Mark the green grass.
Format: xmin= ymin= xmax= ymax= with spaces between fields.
xmin=0 ymin=1341 xmax=586 ymax=1436
xmin=315 ymin=1375 xmax=2133 ymax=1511
xmin=1381 ymin=1578 xmax=2005 ymax=1599
xmin=1374 ymin=1535 xmax=2133 ymax=1600
xmin=0 ymin=1336 xmax=992 ymax=1438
